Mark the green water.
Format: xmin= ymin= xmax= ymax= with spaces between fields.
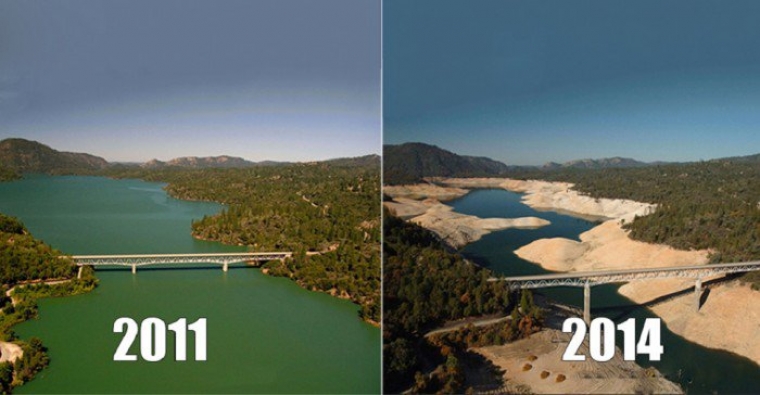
xmin=450 ymin=189 xmax=760 ymax=394
xmin=0 ymin=175 xmax=380 ymax=394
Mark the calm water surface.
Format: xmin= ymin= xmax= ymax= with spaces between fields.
xmin=0 ymin=175 xmax=380 ymax=394
xmin=450 ymin=189 xmax=760 ymax=394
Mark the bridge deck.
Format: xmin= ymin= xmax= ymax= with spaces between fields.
xmin=488 ymin=260 xmax=760 ymax=323
xmin=489 ymin=260 xmax=760 ymax=289
xmin=72 ymin=252 xmax=292 ymax=259
xmin=72 ymin=252 xmax=293 ymax=267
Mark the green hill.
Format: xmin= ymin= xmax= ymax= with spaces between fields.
xmin=0 ymin=165 xmax=20 ymax=181
xmin=0 ymin=213 xmax=97 ymax=391
xmin=383 ymin=142 xmax=511 ymax=184
xmin=323 ymin=154 xmax=380 ymax=168
xmin=103 ymin=159 xmax=381 ymax=323
xmin=0 ymin=138 xmax=108 ymax=175
xmin=0 ymin=214 xmax=77 ymax=283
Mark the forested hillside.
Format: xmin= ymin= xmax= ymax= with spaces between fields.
xmin=104 ymin=159 xmax=381 ymax=322
xmin=0 ymin=166 xmax=20 ymax=181
xmin=0 ymin=213 xmax=97 ymax=392
xmin=384 ymin=213 xmax=542 ymax=393
xmin=384 ymin=143 xmax=512 ymax=185
xmin=0 ymin=138 xmax=108 ymax=175
xmin=0 ymin=214 xmax=78 ymax=282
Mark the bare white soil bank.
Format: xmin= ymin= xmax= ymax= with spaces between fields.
xmin=475 ymin=329 xmax=683 ymax=394
xmin=386 ymin=178 xmax=760 ymax=365
xmin=433 ymin=177 xmax=656 ymax=219
xmin=408 ymin=201 xmax=549 ymax=249
xmin=383 ymin=183 xmax=469 ymax=202
xmin=0 ymin=342 xmax=22 ymax=363
xmin=383 ymin=184 xmax=548 ymax=249
xmin=510 ymin=195 xmax=760 ymax=366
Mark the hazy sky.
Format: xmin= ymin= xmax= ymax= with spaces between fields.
xmin=384 ymin=0 xmax=760 ymax=165
xmin=0 ymin=0 xmax=380 ymax=162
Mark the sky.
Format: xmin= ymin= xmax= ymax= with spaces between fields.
xmin=0 ymin=0 xmax=380 ymax=162
xmin=384 ymin=0 xmax=760 ymax=165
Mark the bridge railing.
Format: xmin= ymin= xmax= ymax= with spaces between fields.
xmin=71 ymin=252 xmax=293 ymax=268
xmin=489 ymin=260 xmax=760 ymax=322
xmin=489 ymin=260 xmax=760 ymax=289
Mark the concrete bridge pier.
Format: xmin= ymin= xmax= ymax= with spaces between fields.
xmin=695 ymin=278 xmax=702 ymax=312
xmin=223 ymin=262 xmax=229 ymax=272
xmin=583 ymin=283 xmax=591 ymax=325
xmin=77 ymin=266 xmax=84 ymax=279
xmin=132 ymin=264 xmax=136 ymax=274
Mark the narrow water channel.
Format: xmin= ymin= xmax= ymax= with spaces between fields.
xmin=449 ymin=188 xmax=760 ymax=394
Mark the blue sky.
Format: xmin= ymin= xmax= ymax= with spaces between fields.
xmin=0 ymin=0 xmax=380 ymax=162
xmin=384 ymin=0 xmax=760 ymax=165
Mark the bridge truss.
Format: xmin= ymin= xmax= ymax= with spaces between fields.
xmin=489 ymin=261 xmax=760 ymax=289
xmin=72 ymin=252 xmax=293 ymax=274
xmin=488 ymin=260 xmax=760 ymax=323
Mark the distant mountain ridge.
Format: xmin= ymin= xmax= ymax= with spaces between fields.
xmin=142 ymin=154 xmax=382 ymax=169
xmin=322 ymin=154 xmax=380 ymax=168
xmin=384 ymin=143 xmax=513 ymax=184
xmin=716 ymin=152 xmax=760 ymax=163
xmin=0 ymin=138 xmax=377 ymax=176
xmin=141 ymin=155 xmax=271 ymax=169
xmin=0 ymin=138 xmax=108 ymax=174
xmin=542 ymin=157 xmax=649 ymax=170
xmin=383 ymin=142 xmax=707 ymax=185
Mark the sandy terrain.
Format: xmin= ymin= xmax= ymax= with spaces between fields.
xmin=384 ymin=177 xmax=653 ymax=250
xmin=515 ymin=219 xmax=710 ymax=273
xmin=434 ymin=177 xmax=656 ymax=220
xmin=621 ymin=280 xmax=760 ymax=365
xmin=475 ymin=329 xmax=682 ymax=394
xmin=388 ymin=178 xmax=760 ymax=366
xmin=514 ymin=207 xmax=760 ymax=366
xmin=0 ymin=341 xmax=22 ymax=363
xmin=383 ymin=197 xmax=434 ymax=219
xmin=383 ymin=183 xmax=469 ymax=202
xmin=410 ymin=202 xmax=549 ymax=249
xmin=383 ymin=197 xmax=549 ymax=249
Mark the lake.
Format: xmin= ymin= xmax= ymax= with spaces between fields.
xmin=450 ymin=188 xmax=760 ymax=394
xmin=0 ymin=175 xmax=380 ymax=394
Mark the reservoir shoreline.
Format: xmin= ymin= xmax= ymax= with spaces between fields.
xmin=111 ymin=174 xmax=380 ymax=325
xmin=385 ymin=177 xmax=760 ymax=368
xmin=0 ymin=175 xmax=380 ymax=394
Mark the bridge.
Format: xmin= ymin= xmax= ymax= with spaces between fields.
xmin=72 ymin=252 xmax=293 ymax=277
xmin=489 ymin=260 xmax=760 ymax=324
